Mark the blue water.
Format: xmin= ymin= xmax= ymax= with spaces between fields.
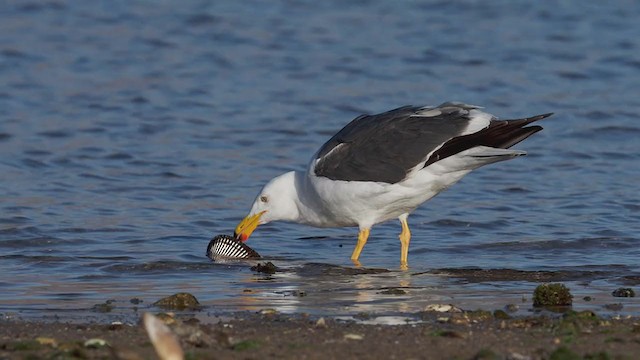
xmin=1 ymin=1 xmax=639 ymax=321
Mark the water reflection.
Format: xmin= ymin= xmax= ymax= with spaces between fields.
xmin=230 ymin=264 xmax=443 ymax=315
xmin=211 ymin=263 xmax=640 ymax=318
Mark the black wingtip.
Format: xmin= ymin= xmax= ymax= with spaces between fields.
xmin=526 ymin=113 xmax=554 ymax=122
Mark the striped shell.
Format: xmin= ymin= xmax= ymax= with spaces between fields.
xmin=206 ymin=234 xmax=261 ymax=260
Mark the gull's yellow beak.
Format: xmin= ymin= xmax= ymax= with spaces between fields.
xmin=234 ymin=211 xmax=266 ymax=242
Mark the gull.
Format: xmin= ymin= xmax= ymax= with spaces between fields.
xmin=234 ymin=102 xmax=551 ymax=268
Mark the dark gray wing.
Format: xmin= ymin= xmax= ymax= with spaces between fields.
xmin=423 ymin=113 xmax=552 ymax=167
xmin=313 ymin=104 xmax=475 ymax=183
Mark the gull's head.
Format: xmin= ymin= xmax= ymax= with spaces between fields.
xmin=234 ymin=171 xmax=299 ymax=242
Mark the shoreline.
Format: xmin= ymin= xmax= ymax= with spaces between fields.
xmin=2 ymin=309 xmax=639 ymax=359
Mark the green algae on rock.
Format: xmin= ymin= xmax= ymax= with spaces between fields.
xmin=250 ymin=262 xmax=279 ymax=274
xmin=533 ymin=283 xmax=573 ymax=307
xmin=466 ymin=310 xmax=493 ymax=322
xmin=611 ymin=287 xmax=635 ymax=297
xmin=153 ymin=292 xmax=200 ymax=310
xmin=378 ymin=288 xmax=408 ymax=295
xmin=493 ymin=309 xmax=511 ymax=320
xmin=91 ymin=299 xmax=116 ymax=313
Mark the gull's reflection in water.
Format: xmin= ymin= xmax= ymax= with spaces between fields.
xmin=232 ymin=263 xmax=447 ymax=315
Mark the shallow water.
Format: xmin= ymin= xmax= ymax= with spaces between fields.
xmin=1 ymin=1 xmax=639 ymax=322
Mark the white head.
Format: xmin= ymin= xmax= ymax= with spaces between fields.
xmin=234 ymin=171 xmax=300 ymax=241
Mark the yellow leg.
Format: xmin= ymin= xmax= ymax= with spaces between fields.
xmin=399 ymin=217 xmax=411 ymax=269
xmin=351 ymin=228 xmax=370 ymax=265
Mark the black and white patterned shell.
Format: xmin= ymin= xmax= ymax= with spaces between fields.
xmin=206 ymin=234 xmax=261 ymax=260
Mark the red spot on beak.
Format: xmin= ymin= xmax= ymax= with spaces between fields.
xmin=239 ymin=233 xmax=248 ymax=242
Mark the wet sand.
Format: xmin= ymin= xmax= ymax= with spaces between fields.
xmin=2 ymin=311 xmax=639 ymax=359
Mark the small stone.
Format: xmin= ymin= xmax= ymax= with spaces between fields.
xmin=344 ymin=333 xmax=364 ymax=340
xmin=8 ymin=340 xmax=42 ymax=351
xmin=493 ymin=309 xmax=511 ymax=320
xmin=353 ymin=312 xmax=372 ymax=320
xmin=212 ymin=330 xmax=233 ymax=347
xmin=316 ymin=317 xmax=327 ymax=328
xmin=130 ymin=297 xmax=143 ymax=304
xmin=431 ymin=330 xmax=465 ymax=339
xmin=59 ymin=342 xmax=88 ymax=358
xmin=110 ymin=348 xmax=145 ymax=360
xmin=182 ymin=327 xmax=212 ymax=347
xmin=108 ymin=321 xmax=125 ymax=331
xmin=232 ymin=340 xmax=261 ymax=351
xmin=449 ymin=313 xmax=470 ymax=325
xmin=155 ymin=312 xmax=177 ymax=325
xmin=378 ymin=288 xmax=407 ymax=295
xmin=467 ymin=310 xmax=492 ymax=321
xmin=611 ymin=288 xmax=635 ymax=297
xmin=603 ymin=303 xmax=623 ymax=311
xmin=473 ymin=348 xmax=500 ymax=360
xmin=583 ymin=296 xmax=593 ymax=301
xmin=153 ymin=293 xmax=200 ymax=310
xmin=425 ymin=304 xmax=463 ymax=313
xmin=84 ymin=338 xmax=109 ymax=348
xmin=250 ymin=262 xmax=278 ymax=274
xmin=92 ymin=302 xmax=114 ymax=313
xmin=573 ymin=310 xmax=597 ymax=319
xmin=505 ymin=304 xmax=519 ymax=313
xmin=183 ymin=317 xmax=200 ymax=326
xmin=259 ymin=308 xmax=278 ymax=315
xmin=549 ymin=346 xmax=580 ymax=360
xmin=507 ymin=352 xmax=531 ymax=360
xmin=292 ymin=290 xmax=306 ymax=297
xmin=35 ymin=337 xmax=57 ymax=347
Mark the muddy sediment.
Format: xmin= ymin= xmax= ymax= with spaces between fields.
xmin=1 ymin=311 xmax=639 ymax=359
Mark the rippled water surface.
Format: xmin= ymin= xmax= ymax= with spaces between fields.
xmin=1 ymin=1 xmax=639 ymax=321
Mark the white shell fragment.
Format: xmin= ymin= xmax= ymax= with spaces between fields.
xmin=424 ymin=304 xmax=464 ymax=313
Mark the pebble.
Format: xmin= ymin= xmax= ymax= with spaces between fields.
xmin=153 ymin=293 xmax=200 ymax=310
xmin=505 ymin=304 xmax=519 ymax=313
xmin=343 ymin=333 xmax=364 ymax=340
xmin=259 ymin=308 xmax=278 ymax=315
xmin=603 ymin=303 xmax=624 ymax=311
xmin=316 ymin=317 xmax=327 ymax=328
xmin=425 ymin=304 xmax=463 ymax=313
xmin=84 ymin=338 xmax=109 ymax=348
xmin=611 ymin=288 xmax=635 ymax=297
xmin=35 ymin=337 xmax=57 ymax=347
xmin=155 ymin=312 xmax=177 ymax=325
xmin=508 ymin=352 xmax=532 ymax=360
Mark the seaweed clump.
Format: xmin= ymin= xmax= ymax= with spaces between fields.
xmin=533 ymin=283 xmax=573 ymax=307
xmin=251 ymin=262 xmax=279 ymax=274
xmin=611 ymin=288 xmax=635 ymax=297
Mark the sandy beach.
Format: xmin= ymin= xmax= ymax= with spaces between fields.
xmin=2 ymin=309 xmax=639 ymax=359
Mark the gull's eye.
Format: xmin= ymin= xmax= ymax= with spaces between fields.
xmin=260 ymin=195 xmax=268 ymax=203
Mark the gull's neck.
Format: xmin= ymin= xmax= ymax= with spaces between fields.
xmin=289 ymin=170 xmax=327 ymax=226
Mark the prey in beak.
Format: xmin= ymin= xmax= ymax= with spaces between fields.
xmin=234 ymin=211 xmax=266 ymax=242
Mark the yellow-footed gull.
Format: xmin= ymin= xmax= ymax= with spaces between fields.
xmin=234 ymin=102 xmax=552 ymax=268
